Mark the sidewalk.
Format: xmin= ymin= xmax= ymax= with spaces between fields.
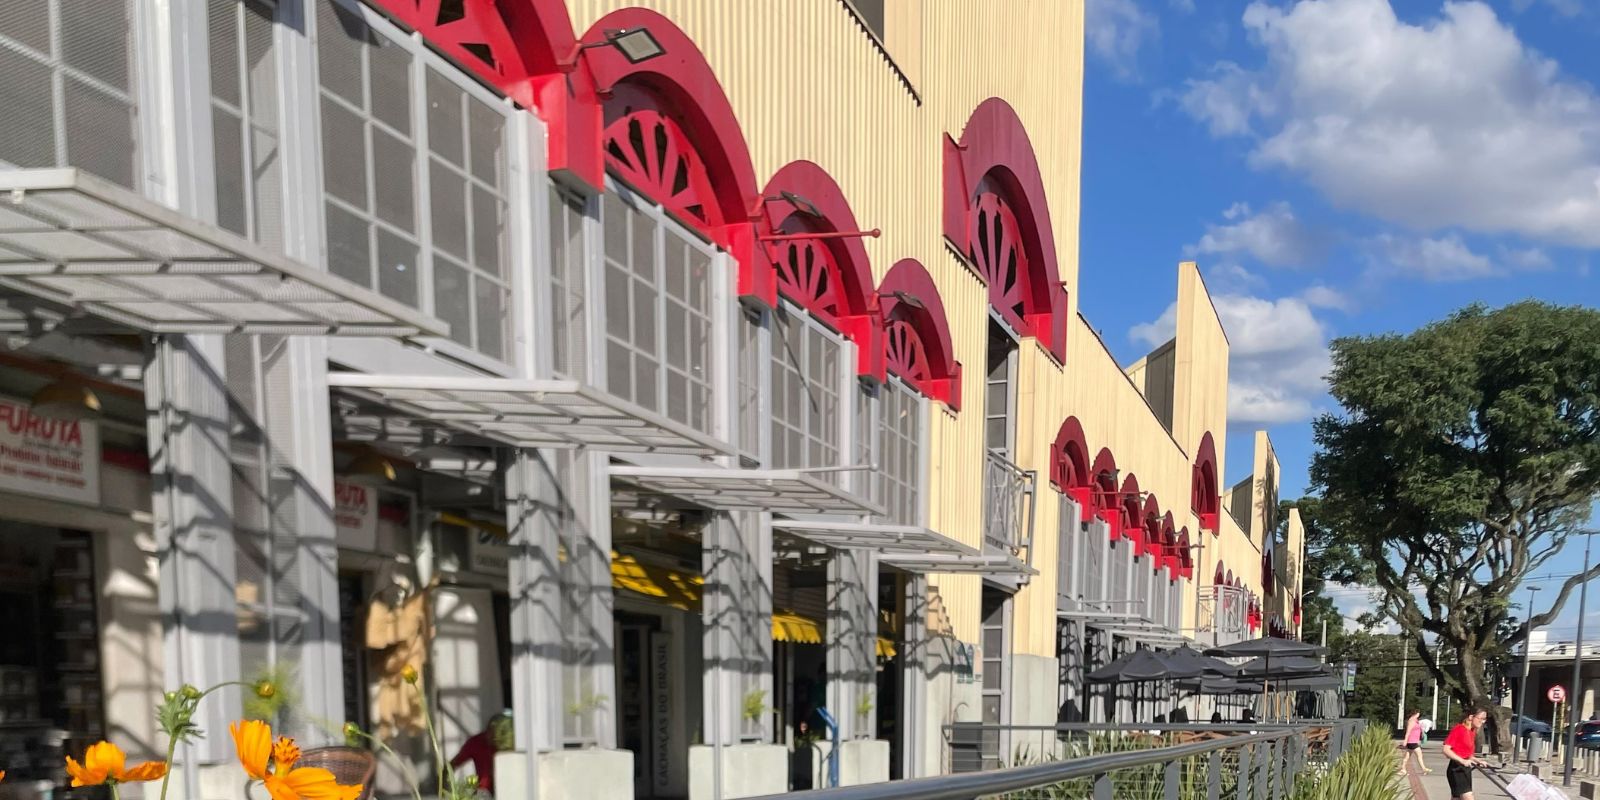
xmin=1402 ymin=743 xmax=1511 ymax=799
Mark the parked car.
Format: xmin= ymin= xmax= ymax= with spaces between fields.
xmin=1511 ymin=714 xmax=1552 ymax=739
xmin=1571 ymin=720 xmax=1600 ymax=748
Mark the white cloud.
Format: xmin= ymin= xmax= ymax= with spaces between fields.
xmin=1300 ymin=285 xmax=1352 ymax=312
xmin=1086 ymin=0 xmax=1160 ymax=81
xmin=1178 ymin=0 xmax=1600 ymax=248
xmin=1206 ymin=262 xmax=1268 ymax=294
xmin=1170 ymin=0 xmax=1197 ymax=12
xmin=1130 ymin=293 xmax=1331 ymax=425
xmin=1367 ymin=233 xmax=1555 ymax=281
xmin=1188 ymin=201 xmax=1329 ymax=267
xmin=1511 ymin=0 xmax=1584 ymax=17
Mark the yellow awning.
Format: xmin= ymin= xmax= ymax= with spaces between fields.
xmin=610 ymin=552 xmax=703 ymax=611
xmin=772 ymin=611 xmax=824 ymax=644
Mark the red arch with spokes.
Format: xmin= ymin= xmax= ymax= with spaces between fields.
xmin=1194 ymin=432 xmax=1221 ymax=533
xmin=761 ymin=161 xmax=883 ymax=380
xmin=1051 ymin=417 xmax=1093 ymax=518
xmin=1176 ymin=527 xmax=1193 ymax=579
xmin=877 ymin=259 xmax=962 ymax=409
xmin=1091 ymin=448 xmax=1120 ymax=538
xmin=943 ymin=98 xmax=1066 ymax=361
xmin=582 ymin=9 xmax=760 ymax=275
xmin=1119 ymin=474 xmax=1144 ymax=551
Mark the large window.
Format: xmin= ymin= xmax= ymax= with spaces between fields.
xmin=600 ymin=185 xmax=717 ymax=433
xmin=549 ymin=186 xmax=589 ymax=379
xmin=855 ymin=378 xmax=924 ymax=524
xmin=1084 ymin=522 xmax=1106 ymax=607
xmin=315 ymin=0 xmax=510 ymax=360
xmin=0 ymin=0 xmax=139 ymax=188
xmin=209 ymin=0 xmax=283 ymax=249
xmin=770 ymin=302 xmax=843 ymax=471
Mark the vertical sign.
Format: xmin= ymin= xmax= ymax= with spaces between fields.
xmin=333 ymin=480 xmax=378 ymax=551
xmin=0 ymin=398 xmax=99 ymax=504
xmin=1343 ymin=662 xmax=1358 ymax=692
xmin=470 ymin=525 xmax=511 ymax=577
xmin=650 ymin=632 xmax=673 ymax=795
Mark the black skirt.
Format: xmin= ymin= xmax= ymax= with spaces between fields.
xmin=1446 ymin=762 xmax=1473 ymax=796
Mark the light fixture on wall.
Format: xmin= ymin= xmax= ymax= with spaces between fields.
xmin=558 ymin=27 xmax=666 ymax=71
xmin=29 ymin=378 xmax=102 ymax=420
xmin=878 ymin=290 xmax=924 ymax=310
xmin=344 ymin=451 xmax=398 ymax=487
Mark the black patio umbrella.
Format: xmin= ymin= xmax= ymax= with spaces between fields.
xmin=1164 ymin=645 xmax=1239 ymax=677
xmin=1088 ymin=648 xmax=1197 ymax=683
xmin=1203 ymin=637 xmax=1326 ymax=659
xmin=1237 ymin=672 xmax=1341 ymax=692
xmin=1236 ymin=655 xmax=1327 ymax=678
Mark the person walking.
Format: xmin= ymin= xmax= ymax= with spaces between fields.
xmin=1402 ymin=709 xmax=1433 ymax=775
xmin=1441 ymin=708 xmax=1487 ymax=800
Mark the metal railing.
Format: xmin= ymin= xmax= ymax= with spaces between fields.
xmin=750 ymin=720 xmax=1363 ymax=799
xmin=1196 ymin=584 xmax=1251 ymax=646
xmin=984 ymin=449 xmax=1037 ymax=563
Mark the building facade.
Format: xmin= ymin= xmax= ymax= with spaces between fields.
xmin=0 ymin=0 xmax=1303 ymax=798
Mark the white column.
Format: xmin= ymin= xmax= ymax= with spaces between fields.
xmin=703 ymin=510 xmax=773 ymax=745
xmin=827 ymin=550 xmax=879 ymax=740
xmin=505 ymin=450 xmax=565 ymax=796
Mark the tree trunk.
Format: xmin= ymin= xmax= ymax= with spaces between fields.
xmin=1459 ymin=651 xmax=1509 ymax=754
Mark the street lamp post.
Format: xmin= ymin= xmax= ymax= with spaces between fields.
xmin=1565 ymin=531 xmax=1596 ymax=787
xmin=1514 ymin=584 xmax=1542 ymax=766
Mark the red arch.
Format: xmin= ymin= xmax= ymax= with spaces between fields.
xmin=1141 ymin=495 xmax=1162 ymax=559
xmin=943 ymin=98 xmax=1066 ymax=361
xmin=1214 ymin=562 xmax=1226 ymax=585
xmin=1194 ymin=432 xmax=1221 ymax=533
xmin=366 ymin=0 xmax=576 ymax=108
xmin=1090 ymin=448 xmax=1120 ymax=537
xmin=583 ymin=9 xmax=760 ymax=267
xmin=1051 ymin=417 xmax=1093 ymax=519
xmin=761 ymin=161 xmax=883 ymax=379
xmin=1119 ymin=474 xmax=1143 ymax=550
xmin=1176 ymin=528 xmax=1194 ymax=579
xmin=1159 ymin=513 xmax=1177 ymax=576
xmin=878 ymin=259 xmax=962 ymax=409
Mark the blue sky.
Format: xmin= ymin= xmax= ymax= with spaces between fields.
xmin=1077 ymin=0 xmax=1600 ymax=630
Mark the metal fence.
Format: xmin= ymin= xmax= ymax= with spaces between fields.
xmin=983 ymin=450 xmax=1037 ymax=560
xmin=748 ymin=720 xmax=1363 ymax=800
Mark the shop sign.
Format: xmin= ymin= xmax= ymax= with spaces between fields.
xmin=650 ymin=632 xmax=673 ymax=795
xmin=0 ymin=398 xmax=99 ymax=504
xmin=333 ymin=480 xmax=378 ymax=551
xmin=1342 ymin=662 xmax=1358 ymax=692
xmin=470 ymin=526 xmax=511 ymax=577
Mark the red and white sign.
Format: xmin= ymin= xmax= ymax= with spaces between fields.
xmin=333 ymin=480 xmax=378 ymax=551
xmin=0 ymin=398 xmax=99 ymax=504
xmin=1549 ymin=685 xmax=1567 ymax=704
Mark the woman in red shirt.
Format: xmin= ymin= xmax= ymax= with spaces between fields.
xmin=1440 ymin=708 xmax=1487 ymax=800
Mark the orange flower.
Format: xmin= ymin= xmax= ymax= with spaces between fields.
xmin=230 ymin=720 xmax=363 ymax=800
xmin=64 ymin=741 xmax=168 ymax=786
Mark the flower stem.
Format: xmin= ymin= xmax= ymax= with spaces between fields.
xmin=351 ymin=729 xmax=423 ymax=800
xmin=110 ymin=781 xmax=123 ymax=800
xmin=414 ymin=681 xmax=450 ymax=798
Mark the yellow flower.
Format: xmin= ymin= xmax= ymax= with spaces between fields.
xmin=401 ymin=665 xmax=418 ymax=684
xmin=230 ymin=720 xmax=363 ymax=800
xmin=64 ymin=741 xmax=168 ymax=786
xmin=255 ymin=680 xmax=276 ymax=699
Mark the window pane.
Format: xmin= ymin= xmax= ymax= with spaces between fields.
xmin=371 ymin=128 xmax=416 ymax=231
xmin=60 ymin=0 xmax=131 ymax=90
xmin=0 ymin=49 xmax=57 ymax=168
xmin=429 ymin=160 xmax=468 ymax=257
xmin=432 ymin=256 xmax=470 ymax=346
xmin=63 ymin=78 xmax=136 ymax=188
xmin=208 ymin=2 xmax=241 ymax=107
xmin=605 ymin=264 xmax=630 ymax=340
xmin=375 ymin=228 xmax=418 ymax=307
xmin=607 ymin=342 xmax=632 ymax=399
xmin=368 ymin=39 xmax=411 ymax=133
xmin=213 ymin=107 xmax=247 ymax=235
xmin=0 ymin=2 xmax=51 ymax=53
xmin=467 ymin=100 xmax=504 ymax=186
xmin=316 ymin=0 xmax=365 ymax=106
xmin=471 ymin=184 xmax=504 ymax=276
xmin=319 ymin=98 xmax=368 ymax=207
xmin=325 ymin=202 xmax=370 ymax=288
xmin=425 ymin=69 xmax=464 ymax=165
xmin=474 ymin=277 xmax=506 ymax=361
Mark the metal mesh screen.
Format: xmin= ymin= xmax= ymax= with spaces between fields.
xmin=549 ymin=185 xmax=589 ymax=379
xmin=209 ymin=0 xmax=284 ymax=250
xmin=0 ymin=0 xmax=138 ymax=188
xmin=1108 ymin=540 xmax=1127 ymax=607
xmin=1084 ymin=522 xmax=1105 ymax=607
xmin=770 ymin=303 xmax=842 ymax=477
xmin=879 ymin=379 xmax=921 ymax=525
xmin=736 ymin=306 xmax=764 ymax=460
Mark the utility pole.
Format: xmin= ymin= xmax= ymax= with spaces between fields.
xmin=1514 ymin=584 xmax=1542 ymax=766
xmin=1432 ymin=681 xmax=1439 ymax=724
xmin=1565 ymin=531 xmax=1595 ymax=787
xmin=1398 ymin=635 xmax=1409 ymax=732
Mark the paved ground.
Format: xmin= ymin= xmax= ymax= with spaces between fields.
xmin=1401 ymin=743 xmax=1513 ymax=799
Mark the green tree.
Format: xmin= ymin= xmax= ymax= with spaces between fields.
xmin=1277 ymin=496 xmax=1369 ymax=646
xmin=1310 ymin=301 xmax=1600 ymax=749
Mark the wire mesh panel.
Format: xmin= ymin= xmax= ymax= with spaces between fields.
xmin=549 ymin=185 xmax=589 ymax=379
xmin=1085 ymin=521 xmax=1106 ymax=608
xmin=878 ymin=379 xmax=922 ymax=526
xmin=770 ymin=302 xmax=843 ymax=476
xmin=0 ymin=0 xmax=139 ymax=188
xmin=208 ymin=0 xmax=283 ymax=250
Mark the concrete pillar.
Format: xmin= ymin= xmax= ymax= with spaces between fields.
xmin=255 ymin=336 xmax=344 ymax=736
xmin=505 ymin=450 xmax=566 ymax=794
xmin=827 ymin=550 xmax=879 ymax=740
xmin=702 ymin=510 xmax=773 ymax=745
xmin=553 ymin=450 xmax=617 ymax=747
xmin=901 ymin=574 xmax=930 ymax=778
xmin=145 ymin=335 xmax=242 ymax=764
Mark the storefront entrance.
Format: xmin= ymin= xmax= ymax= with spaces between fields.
xmin=616 ymin=612 xmax=675 ymax=799
xmin=0 ymin=525 xmax=106 ymax=800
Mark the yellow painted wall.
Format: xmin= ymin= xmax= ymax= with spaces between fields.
xmin=560 ymin=2 xmax=1295 ymax=653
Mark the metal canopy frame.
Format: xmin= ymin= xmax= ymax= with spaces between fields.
xmin=327 ymin=373 xmax=736 ymax=456
xmin=884 ymin=551 xmax=1038 ymax=578
xmin=609 ymin=464 xmax=881 ymax=515
xmin=771 ymin=519 xmax=979 ymax=558
xmin=0 ymin=168 xmax=447 ymax=336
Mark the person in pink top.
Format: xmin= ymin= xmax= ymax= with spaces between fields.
xmin=1402 ymin=709 xmax=1433 ymax=775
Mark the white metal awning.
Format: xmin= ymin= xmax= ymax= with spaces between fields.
xmin=0 ymin=168 xmax=447 ymax=336
xmin=882 ymin=551 xmax=1038 ymax=577
xmin=609 ymin=465 xmax=881 ymax=515
xmin=326 ymin=373 xmax=735 ymax=456
xmin=771 ymin=520 xmax=979 ymax=558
